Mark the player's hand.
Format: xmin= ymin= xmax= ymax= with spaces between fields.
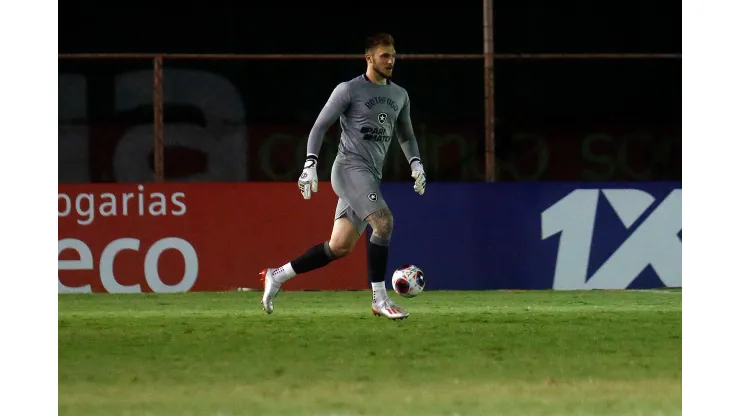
xmin=298 ymin=158 xmax=318 ymax=199
xmin=410 ymin=160 xmax=426 ymax=195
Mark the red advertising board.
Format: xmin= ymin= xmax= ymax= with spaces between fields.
xmin=58 ymin=182 xmax=367 ymax=293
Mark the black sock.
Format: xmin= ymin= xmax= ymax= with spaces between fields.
xmin=291 ymin=241 xmax=336 ymax=274
xmin=367 ymin=241 xmax=389 ymax=284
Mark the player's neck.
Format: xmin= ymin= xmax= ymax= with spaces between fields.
xmin=364 ymin=69 xmax=387 ymax=85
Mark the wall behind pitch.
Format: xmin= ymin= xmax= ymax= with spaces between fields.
xmin=380 ymin=182 xmax=681 ymax=290
xmin=58 ymin=181 xmax=681 ymax=293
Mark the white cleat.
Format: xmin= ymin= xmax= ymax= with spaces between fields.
xmin=372 ymin=297 xmax=409 ymax=320
xmin=259 ymin=268 xmax=281 ymax=314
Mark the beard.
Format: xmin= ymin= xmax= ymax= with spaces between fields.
xmin=372 ymin=64 xmax=393 ymax=79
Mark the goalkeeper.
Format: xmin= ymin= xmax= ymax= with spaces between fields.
xmin=258 ymin=33 xmax=426 ymax=320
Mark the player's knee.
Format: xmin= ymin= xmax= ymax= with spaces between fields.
xmin=328 ymin=217 xmax=361 ymax=259
xmin=383 ymin=213 xmax=395 ymax=237
xmin=369 ymin=209 xmax=394 ymax=241
xmin=328 ymin=238 xmax=354 ymax=258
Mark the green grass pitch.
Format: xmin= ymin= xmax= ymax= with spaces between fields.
xmin=59 ymin=289 xmax=681 ymax=416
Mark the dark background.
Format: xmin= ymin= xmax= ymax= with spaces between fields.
xmin=58 ymin=0 xmax=681 ymax=183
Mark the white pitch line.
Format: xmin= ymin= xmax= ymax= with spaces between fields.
xmin=637 ymin=289 xmax=682 ymax=294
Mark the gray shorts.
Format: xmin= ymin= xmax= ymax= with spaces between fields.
xmin=331 ymin=161 xmax=388 ymax=233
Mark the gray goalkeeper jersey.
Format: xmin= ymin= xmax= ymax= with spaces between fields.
xmin=306 ymin=74 xmax=421 ymax=179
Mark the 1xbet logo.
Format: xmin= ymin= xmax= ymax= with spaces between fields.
xmin=541 ymin=189 xmax=682 ymax=290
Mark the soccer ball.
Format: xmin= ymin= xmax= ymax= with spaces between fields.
xmin=391 ymin=264 xmax=425 ymax=298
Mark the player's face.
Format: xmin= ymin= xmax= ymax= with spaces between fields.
xmin=368 ymin=45 xmax=396 ymax=79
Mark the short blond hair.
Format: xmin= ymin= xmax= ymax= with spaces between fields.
xmin=365 ymin=33 xmax=395 ymax=53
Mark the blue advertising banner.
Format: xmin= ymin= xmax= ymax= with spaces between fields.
xmin=380 ymin=182 xmax=681 ymax=290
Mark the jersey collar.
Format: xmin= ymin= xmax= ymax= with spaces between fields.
xmin=362 ymin=73 xmax=391 ymax=85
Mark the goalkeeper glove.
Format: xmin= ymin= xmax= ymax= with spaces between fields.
xmin=410 ymin=159 xmax=426 ymax=195
xmin=298 ymin=156 xmax=318 ymax=199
